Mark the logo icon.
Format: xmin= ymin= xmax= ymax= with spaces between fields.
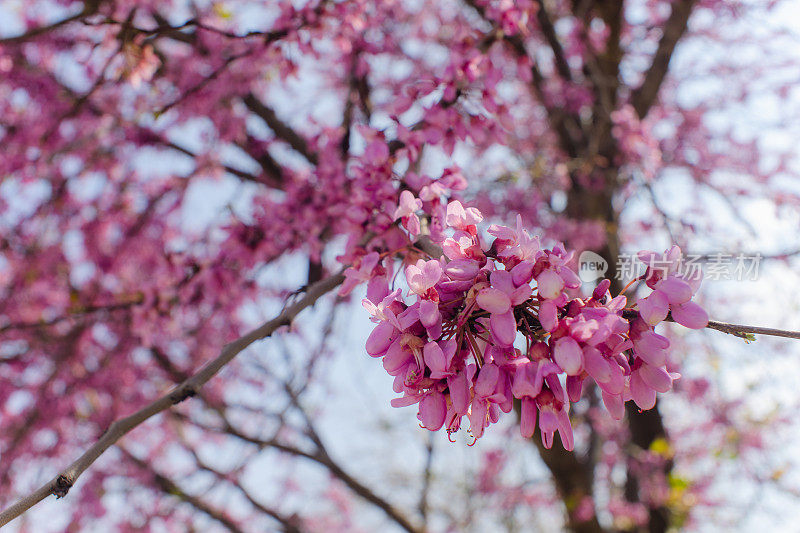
xmin=578 ymin=251 xmax=608 ymax=282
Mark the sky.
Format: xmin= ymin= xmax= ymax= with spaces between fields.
xmin=3 ymin=1 xmax=800 ymax=531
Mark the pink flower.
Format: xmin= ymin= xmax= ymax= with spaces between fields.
xmin=445 ymin=258 xmax=481 ymax=280
xmin=476 ymin=287 xmax=511 ymax=314
xmin=468 ymin=363 xmax=508 ymax=439
xmin=362 ymin=288 xmax=406 ymax=329
xmin=358 ymin=196 xmax=711 ymax=448
xmin=488 ymin=215 xmax=541 ymax=263
xmin=629 ymin=368 xmax=657 ymax=410
xmin=405 ymin=259 xmax=443 ymax=299
xmin=366 ymin=322 xmax=396 ymax=356
xmin=636 ymin=246 xmax=708 ymax=329
xmin=489 ymin=310 xmax=517 ymax=347
xmin=539 ymin=300 xmax=558 ymax=331
xmin=418 ymin=391 xmax=447 ymax=430
xmin=423 ymin=339 xmax=457 ymax=379
xmin=446 ymin=200 xmax=483 ymax=230
xmin=536 ymin=388 xmax=574 ymax=451
xmin=340 ymin=252 xmax=380 ymax=296
xmin=393 ymin=190 xmax=423 ymax=236
xmin=476 ymin=270 xmax=530 ymax=347
xmin=511 ymin=346 xmax=559 ymax=400
xmin=520 ymin=397 xmax=538 ymax=438
xmin=419 ymin=181 xmax=448 ymax=201
xmin=553 ymin=336 xmax=584 ymax=375
xmin=637 ymin=290 xmax=669 ymax=325
xmin=637 ymin=245 xmax=683 ymax=286
xmin=671 ymin=301 xmax=708 ymax=329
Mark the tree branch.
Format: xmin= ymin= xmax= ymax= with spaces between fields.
xmin=534 ymin=0 xmax=573 ymax=82
xmin=462 ymin=0 xmax=584 ymax=158
xmin=177 ymin=400 xmax=423 ymax=533
xmin=622 ymin=310 xmax=800 ymax=341
xmin=705 ymin=319 xmax=800 ymax=340
xmin=0 ymin=8 xmax=93 ymax=45
xmin=0 ymin=271 xmax=345 ymax=528
xmin=280 ymin=381 xmax=424 ymax=533
xmin=514 ymin=401 xmax=605 ymax=533
xmin=418 ymin=432 xmax=435 ymax=522
xmin=162 ymin=137 xmax=283 ymax=188
xmin=243 ymin=93 xmax=319 ymax=165
xmin=121 ymin=447 xmax=247 ymax=533
xmin=631 ymin=0 xmax=697 ymax=118
xmin=172 ymin=425 xmax=305 ymax=533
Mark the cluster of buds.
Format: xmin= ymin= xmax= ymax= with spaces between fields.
xmin=350 ymin=197 xmax=707 ymax=450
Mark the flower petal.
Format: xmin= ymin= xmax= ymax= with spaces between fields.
xmin=490 ymin=310 xmax=517 ymax=347
xmin=475 ymin=363 xmax=501 ymax=397
xmin=423 ymin=341 xmax=447 ymax=377
xmin=448 ymin=372 xmax=470 ymax=414
xmin=445 ymin=258 xmax=480 ymax=280
xmin=418 ymin=392 xmax=446 ymax=430
xmin=366 ymin=322 xmax=395 ymax=356
xmin=511 ymin=260 xmax=535 ymax=286
xmin=567 ymin=375 xmax=583 ymax=403
xmin=671 ymin=301 xmax=709 ymax=329
xmin=554 ymin=337 xmax=584 ymax=375
xmin=418 ymin=299 xmax=440 ymax=328
xmin=520 ymin=398 xmax=538 ymax=438
xmin=539 ymin=300 xmax=558 ymax=332
xmin=629 ymin=371 xmax=656 ymax=410
xmin=536 ymin=270 xmax=565 ymax=300
xmin=633 ymin=331 xmax=669 ymax=367
xmin=490 ymin=269 xmax=515 ymax=294
xmin=556 ymin=409 xmax=575 ymax=451
xmin=638 ymin=363 xmax=673 ymax=393
xmin=602 ymin=391 xmax=624 ymax=420
xmin=658 ymin=276 xmax=692 ymax=305
xmin=477 ymin=287 xmax=511 ymax=314
xmin=583 ymin=346 xmax=612 ymax=383
xmin=638 ymin=290 xmax=669 ymax=326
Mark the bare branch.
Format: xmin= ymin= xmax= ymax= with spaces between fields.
xmin=0 ymin=271 xmax=345 ymax=528
xmin=157 ymin=50 xmax=253 ymax=115
xmin=0 ymin=8 xmax=93 ymax=45
xmin=534 ymin=0 xmax=573 ymax=82
xmin=172 ymin=422 xmax=306 ymax=533
xmin=705 ymin=320 xmax=800 ymax=341
xmin=280 ymin=382 xmax=424 ymax=533
xmin=418 ymin=433 xmax=435 ymax=522
xmin=0 ymin=296 xmax=143 ymax=333
xmin=121 ymin=447 xmax=247 ymax=533
xmin=462 ymin=0 xmax=584 ymax=158
xmin=621 ymin=310 xmax=800 ymax=341
xmin=243 ymin=93 xmax=319 ymax=165
xmin=162 ymin=137 xmax=283 ymax=188
xmin=517 ymin=400 xmax=605 ymax=533
xmin=178 ymin=399 xmax=424 ymax=533
xmin=631 ymin=0 xmax=697 ymax=118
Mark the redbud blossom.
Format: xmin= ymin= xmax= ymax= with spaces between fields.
xmin=356 ymin=194 xmax=707 ymax=451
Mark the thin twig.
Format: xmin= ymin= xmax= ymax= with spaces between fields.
xmin=0 ymin=9 xmax=92 ymax=45
xmin=243 ymin=93 xmax=319 ymax=165
xmin=0 ymin=271 xmax=345 ymax=528
xmin=120 ymin=446 xmax=247 ymax=533
xmin=418 ymin=432 xmax=435 ymax=521
xmin=622 ymin=310 xmax=800 ymax=341
xmin=705 ymin=320 xmax=800 ymax=341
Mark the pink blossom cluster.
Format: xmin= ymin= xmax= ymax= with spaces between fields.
xmin=352 ymin=199 xmax=708 ymax=451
